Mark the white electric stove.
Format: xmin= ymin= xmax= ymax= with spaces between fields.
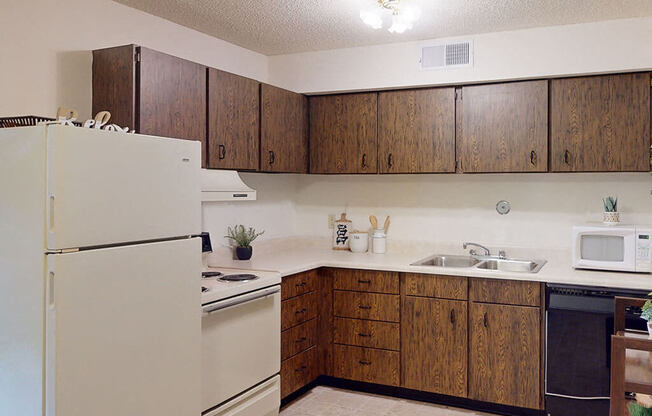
xmin=200 ymin=267 xmax=281 ymax=416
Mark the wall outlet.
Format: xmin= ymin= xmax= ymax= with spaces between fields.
xmin=328 ymin=214 xmax=335 ymax=229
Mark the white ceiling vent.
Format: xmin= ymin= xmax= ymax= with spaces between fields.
xmin=420 ymin=40 xmax=473 ymax=70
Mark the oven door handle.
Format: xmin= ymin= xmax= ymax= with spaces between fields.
xmin=202 ymin=286 xmax=280 ymax=314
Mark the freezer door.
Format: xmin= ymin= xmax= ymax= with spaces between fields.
xmin=46 ymin=125 xmax=200 ymax=250
xmin=45 ymin=238 xmax=201 ymax=416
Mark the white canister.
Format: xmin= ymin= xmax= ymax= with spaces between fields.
xmin=349 ymin=231 xmax=369 ymax=253
xmin=372 ymin=229 xmax=386 ymax=254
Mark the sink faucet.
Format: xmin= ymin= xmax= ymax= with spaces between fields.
xmin=463 ymin=242 xmax=507 ymax=259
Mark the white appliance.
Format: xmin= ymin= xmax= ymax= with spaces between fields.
xmin=572 ymin=224 xmax=652 ymax=273
xmin=201 ymin=268 xmax=281 ymax=416
xmin=201 ymin=169 xmax=256 ymax=202
xmin=0 ymin=125 xmax=202 ymax=416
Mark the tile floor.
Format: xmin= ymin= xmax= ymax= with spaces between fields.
xmin=280 ymin=386 xmax=497 ymax=416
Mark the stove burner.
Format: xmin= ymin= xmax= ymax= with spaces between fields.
xmin=201 ymin=286 xmax=209 ymax=293
xmin=202 ymin=271 xmax=223 ymax=279
xmin=219 ymin=274 xmax=259 ymax=282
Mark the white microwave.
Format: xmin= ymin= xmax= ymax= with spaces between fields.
xmin=572 ymin=224 xmax=652 ymax=273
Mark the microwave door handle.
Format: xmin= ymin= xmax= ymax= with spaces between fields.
xmin=202 ymin=286 xmax=280 ymax=314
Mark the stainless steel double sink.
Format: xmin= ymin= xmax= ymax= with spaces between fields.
xmin=411 ymin=254 xmax=546 ymax=273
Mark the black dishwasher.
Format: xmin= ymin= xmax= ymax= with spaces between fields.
xmin=545 ymin=284 xmax=648 ymax=416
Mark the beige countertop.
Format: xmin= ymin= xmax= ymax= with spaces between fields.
xmin=207 ymin=237 xmax=652 ymax=291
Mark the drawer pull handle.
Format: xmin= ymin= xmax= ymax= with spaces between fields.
xmin=361 ymin=153 xmax=368 ymax=169
xmin=295 ymin=282 xmax=307 ymax=287
xmin=295 ymin=365 xmax=307 ymax=373
xmin=296 ymin=308 xmax=307 ymax=314
xmin=359 ymin=360 xmax=372 ymax=366
xmin=483 ymin=312 xmax=488 ymax=328
xmin=358 ymin=279 xmax=371 ymax=284
xmin=450 ymin=309 xmax=455 ymax=325
xmin=358 ymin=305 xmax=372 ymax=310
xmin=357 ymin=332 xmax=371 ymax=338
xmin=564 ymin=149 xmax=570 ymax=165
xmin=530 ymin=150 xmax=537 ymax=166
xmin=218 ymin=144 xmax=226 ymax=160
xmin=295 ymin=337 xmax=307 ymax=343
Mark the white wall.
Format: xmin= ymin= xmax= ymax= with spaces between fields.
xmin=0 ymin=0 xmax=268 ymax=121
xmin=292 ymin=173 xmax=652 ymax=250
xmin=268 ymin=17 xmax=652 ymax=93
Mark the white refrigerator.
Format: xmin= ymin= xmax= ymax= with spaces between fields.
xmin=0 ymin=125 xmax=202 ymax=416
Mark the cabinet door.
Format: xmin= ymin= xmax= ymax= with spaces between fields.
xmin=458 ymin=80 xmax=548 ymax=173
xmin=138 ymin=47 xmax=207 ymax=167
xmin=260 ymin=84 xmax=308 ymax=173
xmin=550 ymin=73 xmax=651 ymax=172
xmin=208 ymin=68 xmax=260 ymax=171
xmin=378 ymin=88 xmax=455 ymax=173
xmin=402 ymin=297 xmax=467 ymax=397
xmin=469 ymin=303 xmax=541 ymax=409
xmin=310 ymin=93 xmax=378 ymax=174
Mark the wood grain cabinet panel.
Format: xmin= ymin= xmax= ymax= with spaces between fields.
xmin=458 ymin=80 xmax=548 ymax=173
xmin=281 ymin=291 xmax=318 ymax=331
xmin=281 ymin=318 xmax=318 ymax=361
xmin=333 ymin=317 xmax=400 ymax=351
xmin=333 ymin=291 xmax=400 ymax=322
xmin=333 ymin=345 xmax=400 ymax=386
xmin=469 ymin=278 xmax=541 ymax=307
xmin=282 ymin=270 xmax=318 ymax=300
xmin=403 ymin=273 xmax=467 ymax=300
xmin=333 ymin=269 xmax=399 ymax=294
xmin=281 ymin=346 xmax=319 ymax=398
xmin=402 ymin=297 xmax=467 ymax=397
xmin=260 ymin=84 xmax=308 ymax=173
xmin=309 ymin=93 xmax=378 ymax=174
xmin=550 ymin=73 xmax=651 ymax=172
xmin=469 ymin=303 xmax=541 ymax=409
xmin=378 ymin=88 xmax=456 ymax=173
xmin=208 ymin=68 xmax=260 ymax=171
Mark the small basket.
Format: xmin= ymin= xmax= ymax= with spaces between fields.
xmin=0 ymin=115 xmax=81 ymax=128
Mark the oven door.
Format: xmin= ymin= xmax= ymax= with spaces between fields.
xmin=201 ymin=286 xmax=281 ymax=413
xmin=572 ymin=226 xmax=635 ymax=271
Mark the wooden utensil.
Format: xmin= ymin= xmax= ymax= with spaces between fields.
xmin=383 ymin=216 xmax=390 ymax=232
xmin=369 ymin=215 xmax=378 ymax=229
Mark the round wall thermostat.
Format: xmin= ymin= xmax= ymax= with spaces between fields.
xmin=496 ymin=200 xmax=511 ymax=215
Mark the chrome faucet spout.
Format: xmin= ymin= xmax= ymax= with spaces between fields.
xmin=463 ymin=242 xmax=491 ymax=257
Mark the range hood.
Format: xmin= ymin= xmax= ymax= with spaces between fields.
xmin=201 ymin=169 xmax=256 ymax=202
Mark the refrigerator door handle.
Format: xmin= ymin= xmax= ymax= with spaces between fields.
xmin=202 ymin=286 xmax=280 ymax=314
xmin=48 ymin=194 xmax=55 ymax=233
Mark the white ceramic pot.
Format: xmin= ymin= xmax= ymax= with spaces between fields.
xmin=603 ymin=212 xmax=620 ymax=224
xmin=647 ymin=321 xmax=652 ymax=338
xmin=349 ymin=232 xmax=369 ymax=253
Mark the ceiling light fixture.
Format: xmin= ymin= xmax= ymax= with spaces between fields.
xmin=360 ymin=0 xmax=420 ymax=34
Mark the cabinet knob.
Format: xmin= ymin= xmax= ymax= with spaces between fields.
xmin=530 ymin=150 xmax=537 ymax=166
xmin=388 ymin=153 xmax=393 ymax=168
xmin=450 ymin=309 xmax=456 ymax=325
xmin=483 ymin=312 xmax=488 ymax=328
xmin=218 ymin=144 xmax=226 ymax=160
xmin=564 ymin=149 xmax=570 ymax=165
xmin=269 ymin=150 xmax=275 ymax=165
xmin=361 ymin=153 xmax=368 ymax=169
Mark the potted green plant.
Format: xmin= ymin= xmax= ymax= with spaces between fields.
xmin=642 ymin=293 xmax=652 ymax=336
xmin=629 ymin=401 xmax=652 ymax=416
xmin=603 ymin=196 xmax=619 ymax=224
xmin=225 ymin=225 xmax=264 ymax=260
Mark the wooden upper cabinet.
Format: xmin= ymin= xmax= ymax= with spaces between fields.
xmin=93 ymin=45 xmax=207 ymax=166
xmin=207 ymin=68 xmax=260 ymax=171
xmin=469 ymin=302 xmax=542 ymax=409
xmin=378 ymin=88 xmax=456 ymax=173
xmin=458 ymin=80 xmax=548 ymax=173
xmin=550 ymin=73 xmax=651 ymax=172
xmin=260 ymin=84 xmax=308 ymax=173
xmin=309 ymin=93 xmax=378 ymax=174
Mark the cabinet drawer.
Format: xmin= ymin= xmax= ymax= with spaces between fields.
xmin=333 ymin=291 xmax=399 ymax=322
xmin=333 ymin=317 xmax=400 ymax=351
xmin=333 ymin=345 xmax=399 ymax=386
xmin=469 ymin=278 xmax=541 ymax=307
xmin=333 ymin=269 xmax=399 ymax=294
xmin=281 ymin=346 xmax=318 ymax=398
xmin=282 ymin=270 xmax=318 ymax=300
xmin=281 ymin=318 xmax=318 ymax=361
xmin=281 ymin=291 xmax=318 ymax=330
xmin=403 ymin=273 xmax=467 ymax=300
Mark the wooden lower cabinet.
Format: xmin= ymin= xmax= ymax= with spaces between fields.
xmin=281 ymin=346 xmax=319 ymax=398
xmin=282 ymin=318 xmax=318 ymax=361
xmin=468 ymin=302 xmax=542 ymax=409
xmin=333 ymin=317 xmax=400 ymax=351
xmin=333 ymin=344 xmax=400 ymax=386
xmin=402 ymin=296 xmax=468 ymax=397
xmin=333 ymin=290 xmax=400 ymax=322
xmin=281 ymin=291 xmax=318 ymax=331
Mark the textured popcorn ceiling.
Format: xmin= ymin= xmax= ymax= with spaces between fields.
xmin=114 ymin=0 xmax=652 ymax=55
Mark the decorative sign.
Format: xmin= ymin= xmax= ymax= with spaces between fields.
xmin=332 ymin=213 xmax=352 ymax=250
xmin=47 ymin=107 xmax=134 ymax=133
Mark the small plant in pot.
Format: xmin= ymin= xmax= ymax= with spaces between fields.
xmin=225 ymin=225 xmax=264 ymax=260
xmin=641 ymin=293 xmax=652 ymax=337
xmin=602 ymin=196 xmax=619 ymax=224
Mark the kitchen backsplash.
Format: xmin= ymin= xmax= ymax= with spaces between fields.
xmin=202 ymin=172 xmax=652 ymax=251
